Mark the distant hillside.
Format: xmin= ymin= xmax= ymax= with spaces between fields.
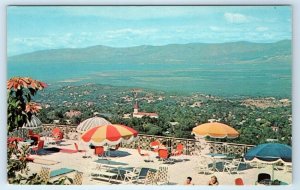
xmin=8 ymin=40 xmax=291 ymax=64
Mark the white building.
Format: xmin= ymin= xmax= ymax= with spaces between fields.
xmin=132 ymin=101 xmax=158 ymax=119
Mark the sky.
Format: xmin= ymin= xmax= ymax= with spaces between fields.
xmin=7 ymin=6 xmax=292 ymax=56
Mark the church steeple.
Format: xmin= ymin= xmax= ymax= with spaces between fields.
xmin=133 ymin=101 xmax=139 ymax=114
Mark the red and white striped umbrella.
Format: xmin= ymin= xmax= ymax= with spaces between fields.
xmin=81 ymin=124 xmax=138 ymax=146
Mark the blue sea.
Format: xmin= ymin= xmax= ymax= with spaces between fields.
xmin=8 ymin=61 xmax=291 ymax=98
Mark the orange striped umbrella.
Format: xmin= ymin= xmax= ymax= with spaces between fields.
xmin=192 ymin=122 xmax=239 ymax=139
xmin=81 ymin=124 xmax=138 ymax=146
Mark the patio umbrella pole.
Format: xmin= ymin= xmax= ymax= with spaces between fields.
xmin=272 ymin=164 xmax=274 ymax=181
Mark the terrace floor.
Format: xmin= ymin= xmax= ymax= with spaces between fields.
xmin=25 ymin=138 xmax=292 ymax=185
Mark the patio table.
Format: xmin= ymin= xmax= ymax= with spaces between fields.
xmin=204 ymin=153 xmax=227 ymax=172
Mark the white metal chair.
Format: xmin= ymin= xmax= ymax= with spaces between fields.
xmin=123 ymin=167 xmax=142 ymax=184
xmin=223 ymin=158 xmax=241 ymax=175
xmin=194 ymin=157 xmax=213 ymax=175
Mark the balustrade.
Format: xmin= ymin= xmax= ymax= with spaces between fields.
xmin=41 ymin=124 xmax=254 ymax=156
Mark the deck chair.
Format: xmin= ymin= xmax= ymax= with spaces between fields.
xmin=31 ymin=140 xmax=44 ymax=155
xmin=155 ymin=166 xmax=169 ymax=185
xmin=94 ymin=146 xmax=105 ymax=159
xmin=30 ymin=134 xmax=41 ymax=145
xmin=124 ymin=167 xmax=142 ymax=184
xmin=74 ymin=143 xmax=86 ymax=152
xmin=223 ymin=158 xmax=241 ymax=175
xmin=194 ymin=157 xmax=213 ymax=175
xmin=172 ymin=143 xmax=184 ymax=161
xmin=158 ymin=149 xmax=173 ymax=164
xmin=52 ymin=127 xmax=61 ymax=135
xmin=256 ymin=173 xmax=271 ymax=185
xmin=172 ymin=143 xmax=184 ymax=156
xmin=73 ymin=171 xmax=83 ymax=185
xmin=150 ymin=141 xmax=160 ymax=152
xmin=38 ymin=167 xmax=50 ymax=183
xmin=137 ymin=146 xmax=152 ymax=162
xmin=53 ymin=132 xmax=63 ymax=145
xmin=235 ymin=178 xmax=244 ymax=185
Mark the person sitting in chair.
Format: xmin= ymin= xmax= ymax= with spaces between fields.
xmin=159 ymin=141 xmax=172 ymax=158
xmin=159 ymin=141 xmax=168 ymax=150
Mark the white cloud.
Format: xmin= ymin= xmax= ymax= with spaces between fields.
xmin=106 ymin=28 xmax=158 ymax=35
xmin=224 ymin=12 xmax=250 ymax=23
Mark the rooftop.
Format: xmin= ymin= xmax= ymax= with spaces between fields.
xmin=24 ymin=138 xmax=292 ymax=185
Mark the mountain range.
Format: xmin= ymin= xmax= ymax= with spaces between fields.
xmin=8 ymin=40 xmax=291 ymax=65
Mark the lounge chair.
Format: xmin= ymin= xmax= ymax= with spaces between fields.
xmin=172 ymin=143 xmax=184 ymax=161
xmin=90 ymin=166 xmax=119 ymax=183
xmin=158 ymin=149 xmax=174 ymax=164
xmin=172 ymin=143 xmax=184 ymax=156
xmin=50 ymin=168 xmax=75 ymax=178
xmin=235 ymin=178 xmax=244 ymax=185
xmin=52 ymin=127 xmax=61 ymax=135
xmin=150 ymin=141 xmax=160 ymax=152
xmin=52 ymin=132 xmax=63 ymax=145
xmin=31 ymin=140 xmax=44 ymax=155
xmin=94 ymin=146 xmax=105 ymax=159
xmin=29 ymin=134 xmax=41 ymax=145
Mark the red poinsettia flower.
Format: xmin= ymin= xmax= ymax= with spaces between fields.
xmin=7 ymin=77 xmax=30 ymax=90
xmin=7 ymin=77 xmax=47 ymax=91
xmin=25 ymin=102 xmax=42 ymax=113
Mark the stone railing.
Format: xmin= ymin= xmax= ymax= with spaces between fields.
xmin=41 ymin=124 xmax=254 ymax=156
xmin=42 ymin=124 xmax=79 ymax=140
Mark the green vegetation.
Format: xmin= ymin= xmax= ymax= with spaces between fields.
xmin=7 ymin=77 xmax=74 ymax=185
xmin=36 ymin=84 xmax=292 ymax=146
